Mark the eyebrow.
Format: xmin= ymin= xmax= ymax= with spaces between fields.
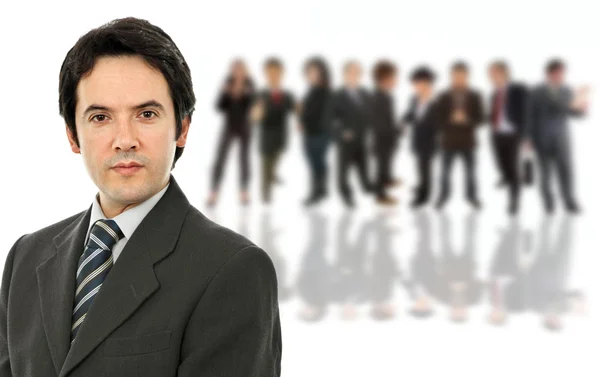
xmin=83 ymin=100 xmax=166 ymax=116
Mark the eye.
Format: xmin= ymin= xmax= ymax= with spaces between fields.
xmin=140 ymin=110 xmax=157 ymax=119
xmin=91 ymin=114 xmax=108 ymax=122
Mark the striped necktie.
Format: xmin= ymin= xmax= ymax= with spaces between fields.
xmin=71 ymin=218 xmax=124 ymax=342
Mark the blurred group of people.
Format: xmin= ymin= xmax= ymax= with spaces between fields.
xmin=206 ymin=57 xmax=589 ymax=215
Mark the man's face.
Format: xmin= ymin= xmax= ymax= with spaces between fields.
xmin=412 ymin=80 xmax=432 ymax=97
xmin=548 ymin=68 xmax=565 ymax=85
xmin=265 ymin=65 xmax=283 ymax=87
xmin=451 ymin=69 xmax=468 ymax=89
xmin=344 ymin=64 xmax=362 ymax=87
xmin=488 ymin=66 xmax=507 ymax=87
xmin=67 ymin=55 xmax=189 ymax=206
xmin=380 ymin=74 xmax=397 ymax=91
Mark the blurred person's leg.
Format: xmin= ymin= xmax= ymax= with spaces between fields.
xmin=303 ymin=135 xmax=319 ymax=202
xmin=412 ymin=152 xmax=433 ymax=207
xmin=355 ymin=142 xmax=373 ymax=193
xmin=496 ymin=134 xmax=520 ymax=213
xmin=261 ymin=153 xmax=277 ymax=203
xmin=492 ymin=135 xmax=508 ymax=186
xmin=208 ymin=127 xmax=234 ymax=206
xmin=462 ymin=149 xmax=480 ymax=209
xmin=505 ymin=136 xmax=521 ymax=214
xmin=537 ymin=149 xmax=555 ymax=213
xmin=337 ymin=142 xmax=353 ymax=206
xmin=555 ymin=135 xmax=579 ymax=212
xmin=376 ymin=146 xmax=397 ymax=204
xmin=436 ymin=149 xmax=455 ymax=209
xmin=385 ymin=145 xmax=401 ymax=187
xmin=239 ymin=129 xmax=251 ymax=205
xmin=315 ymin=133 xmax=330 ymax=197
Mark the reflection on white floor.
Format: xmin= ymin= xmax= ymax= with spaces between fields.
xmin=204 ymin=204 xmax=596 ymax=376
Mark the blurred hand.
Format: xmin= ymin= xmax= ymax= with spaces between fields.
xmin=572 ymin=85 xmax=590 ymax=112
xmin=297 ymin=122 xmax=304 ymax=132
xmin=343 ymin=130 xmax=354 ymax=141
xmin=452 ymin=109 xmax=468 ymax=125
xmin=250 ymin=100 xmax=264 ymax=124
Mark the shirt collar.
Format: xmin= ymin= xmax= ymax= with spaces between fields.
xmin=86 ymin=182 xmax=170 ymax=244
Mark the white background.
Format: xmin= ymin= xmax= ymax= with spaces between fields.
xmin=1 ymin=0 xmax=599 ymax=376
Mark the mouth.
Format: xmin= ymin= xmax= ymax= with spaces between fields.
xmin=111 ymin=162 xmax=144 ymax=176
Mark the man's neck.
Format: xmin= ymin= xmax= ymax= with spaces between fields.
xmin=97 ymin=180 xmax=169 ymax=218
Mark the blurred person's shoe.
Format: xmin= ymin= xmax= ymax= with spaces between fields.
xmin=435 ymin=198 xmax=447 ymax=211
xmin=303 ymin=192 xmax=324 ymax=207
xmin=342 ymin=195 xmax=356 ymax=209
xmin=566 ymin=202 xmax=581 ymax=214
xmin=376 ymin=195 xmax=398 ymax=206
xmin=508 ymin=201 xmax=519 ymax=216
xmin=385 ymin=178 xmax=402 ymax=188
xmin=411 ymin=197 xmax=427 ymax=209
xmin=468 ymin=198 xmax=482 ymax=210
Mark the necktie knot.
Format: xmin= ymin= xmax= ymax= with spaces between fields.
xmin=86 ymin=219 xmax=125 ymax=252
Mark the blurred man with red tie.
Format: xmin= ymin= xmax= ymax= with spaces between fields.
xmin=487 ymin=61 xmax=528 ymax=215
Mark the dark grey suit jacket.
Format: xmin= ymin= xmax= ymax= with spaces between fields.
xmin=526 ymin=83 xmax=584 ymax=150
xmin=0 ymin=174 xmax=281 ymax=377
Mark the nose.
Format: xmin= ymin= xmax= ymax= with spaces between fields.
xmin=113 ymin=118 xmax=140 ymax=152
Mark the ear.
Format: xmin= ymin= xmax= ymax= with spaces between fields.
xmin=66 ymin=125 xmax=81 ymax=154
xmin=176 ymin=116 xmax=191 ymax=147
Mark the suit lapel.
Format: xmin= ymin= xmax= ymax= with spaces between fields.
xmin=46 ymin=174 xmax=190 ymax=377
xmin=36 ymin=206 xmax=91 ymax=376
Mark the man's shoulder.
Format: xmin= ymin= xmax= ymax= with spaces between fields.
xmin=178 ymin=206 xmax=272 ymax=271
xmin=7 ymin=209 xmax=88 ymax=268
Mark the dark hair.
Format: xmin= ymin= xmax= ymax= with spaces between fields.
xmin=451 ymin=60 xmax=469 ymax=73
xmin=303 ymin=56 xmax=331 ymax=89
xmin=410 ymin=66 xmax=436 ymax=82
xmin=489 ymin=60 xmax=510 ymax=76
xmin=264 ymin=57 xmax=283 ymax=70
xmin=546 ymin=58 xmax=565 ymax=74
xmin=58 ymin=17 xmax=196 ymax=169
xmin=373 ymin=60 xmax=397 ymax=83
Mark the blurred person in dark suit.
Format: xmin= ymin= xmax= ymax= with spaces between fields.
xmin=525 ymin=59 xmax=588 ymax=214
xmin=251 ymin=58 xmax=296 ymax=204
xmin=435 ymin=61 xmax=485 ymax=210
xmin=371 ymin=60 xmax=402 ymax=205
xmin=401 ymin=66 xmax=439 ymax=208
xmin=487 ymin=61 xmax=529 ymax=215
xmin=299 ymin=57 xmax=334 ymax=207
xmin=331 ymin=60 xmax=374 ymax=208
xmin=207 ymin=58 xmax=256 ymax=207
